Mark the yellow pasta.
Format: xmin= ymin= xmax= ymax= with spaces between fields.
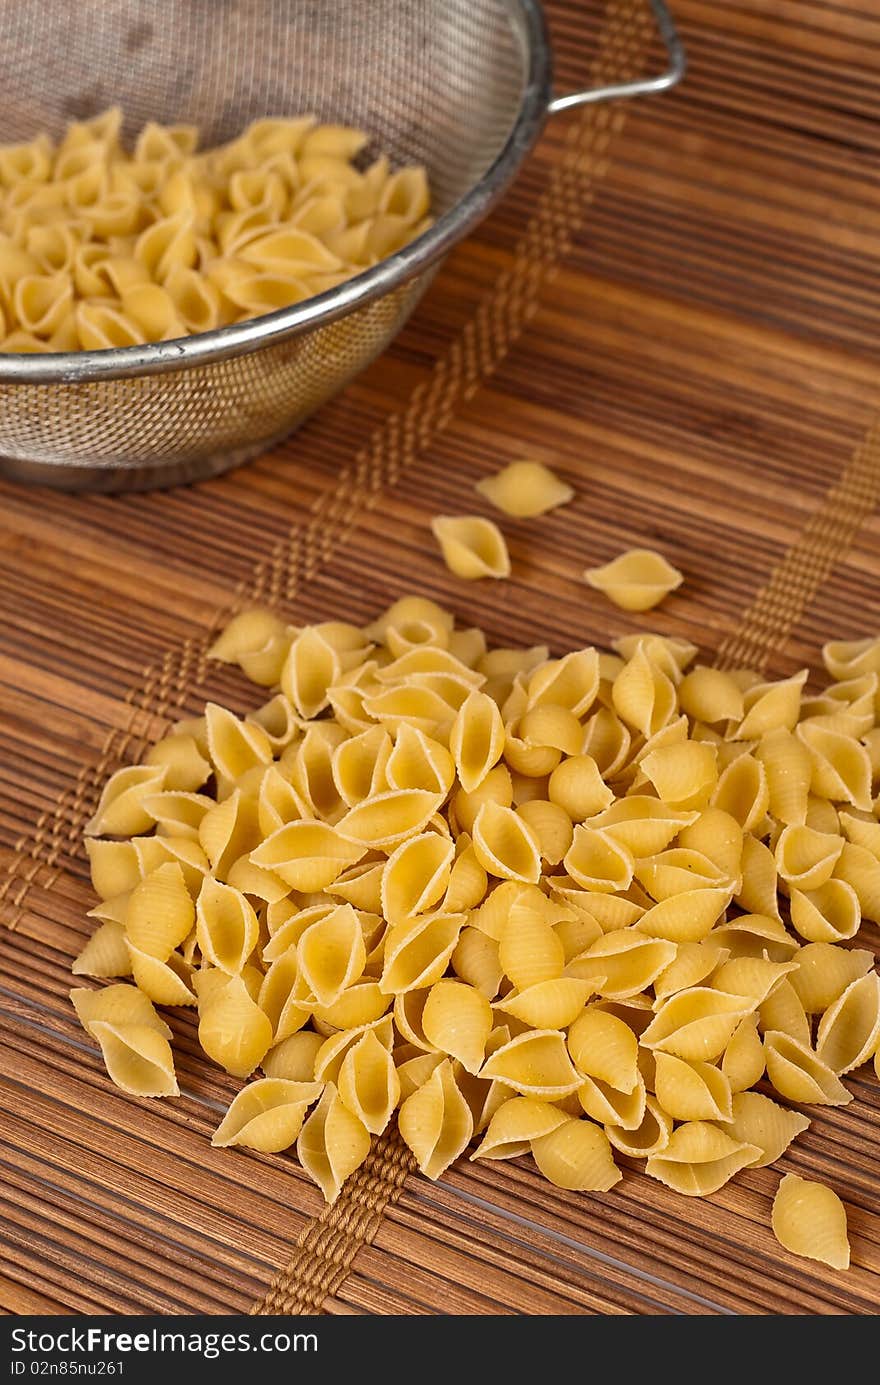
xmin=479 ymin=1030 xmax=581 ymax=1097
xmin=721 ymin=1015 xmax=766 ymax=1092
xmin=472 ymin=1096 xmax=569 ymax=1159
xmin=472 ymin=802 xmax=542 ymax=884
xmin=641 ymin=988 xmax=755 ymax=1063
xmin=85 ymin=764 xmax=166 ymax=837
xmin=814 ymin=971 xmax=880 ymax=1074
xmin=0 ymin=113 xmax=430 ymax=353
xmin=678 ymin=666 xmax=745 ymax=724
xmin=475 ymin=459 xmax=574 ymax=517
xmin=381 ymin=831 xmax=454 ymax=924
xmin=197 ymin=970 xmax=274 ymax=1077
xmin=73 ymin=598 xmax=880 ymax=1250
xmin=298 ymin=903 xmax=366 ymax=1007
xmin=645 ymin=1121 xmax=760 ymax=1197
xmin=421 ymin=979 xmax=493 ymax=1075
xmin=653 ymin=1052 xmax=733 ymax=1122
xmin=720 ymin=1091 xmax=809 ymax=1168
xmin=72 ymin=920 xmax=132 ymax=979
xmin=531 ymin=1118 xmax=622 ymax=1191
xmin=297 ymin=1083 xmax=372 ymax=1203
xmin=87 ymin=1020 xmax=179 ymax=1098
xmin=262 ymin=1031 xmax=324 ymax=1082
xmin=763 ymin=1031 xmax=851 ymax=1106
xmin=213 ymin=1078 xmax=323 ymax=1152
xmin=583 ymin=549 xmax=683 ymax=612
xmin=771 ymin=1173 xmax=850 ymax=1270
xmin=397 ymin=1059 xmax=473 ymax=1178
xmin=337 ymin=1028 xmax=401 ymax=1134
xmin=788 ymin=941 xmax=874 ymax=1014
xmin=430 ymin=515 xmax=511 ymax=580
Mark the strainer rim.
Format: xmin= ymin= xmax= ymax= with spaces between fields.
xmin=0 ymin=0 xmax=551 ymax=385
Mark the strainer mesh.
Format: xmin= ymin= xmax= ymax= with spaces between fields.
xmin=0 ymin=0 xmax=529 ymax=486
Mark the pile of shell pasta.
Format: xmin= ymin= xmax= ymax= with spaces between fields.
xmin=0 ymin=108 xmax=429 ymax=352
xmin=72 ymin=598 xmax=880 ymax=1271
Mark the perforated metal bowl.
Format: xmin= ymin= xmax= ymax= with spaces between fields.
xmin=0 ymin=0 xmax=683 ymax=491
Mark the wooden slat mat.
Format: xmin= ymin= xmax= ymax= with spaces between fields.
xmin=2 ymin=0 xmax=880 ymax=1316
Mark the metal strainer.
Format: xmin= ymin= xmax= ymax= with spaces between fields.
xmin=0 ymin=0 xmax=683 ymax=491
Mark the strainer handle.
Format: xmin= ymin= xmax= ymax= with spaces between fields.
xmin=547 ymin=0 xmax=685 ymax=114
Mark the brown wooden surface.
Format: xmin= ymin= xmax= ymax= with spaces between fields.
xmin=2 ymin=0 xmax=880 ymax=1316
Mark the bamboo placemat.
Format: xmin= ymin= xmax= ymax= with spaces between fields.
xmin=2 ymin=0 xmax=880 ymax=1316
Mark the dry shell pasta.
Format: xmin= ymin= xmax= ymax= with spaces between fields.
xmin=583 ymin=548 xmax=683 ymax=612
xmin=72 ymin=601 xmax=880 ymax=1254
xmin=475 ymin=460 xmax=574 ymax=518
xmin=430 ymin=516 xmax=511 ymax=579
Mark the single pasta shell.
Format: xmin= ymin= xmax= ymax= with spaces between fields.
xmin=606 ymin=1096 xmax=672 ymax=1159
xmin=755 ymin=728 xmax=811 ymax=826
xmin=195 ymin=875 xmax=259 ymax=973
xmin=379 ymin=912 xmax=465 ymax=994
xmin=472 ymin=802 xmax=542 ymax=884
xmin=298 ymin=903 xmax=366 ymax=1008
xmin=712 ymin=956 xmax=798 ymax=1006
xmin=763 ymin=1031 xmax=852 ymax=1106
xmin=588 ymin=797 xmax=697 ymax=857
xmin=472 ymin=1096 xmax=570 ymax=1159
xmin=337 ymin=1029 xmax=401 ymax=1134
xmin=678 ymin=666 xmax=744 ymax=724
xmin=634 ymin=887 xmax=730 ymax=943
xmin=774 ymin=824 xmax=843 ymax=891
xmin=646 ymin=1121 xmax=760 ymax=1196
xmin=815 ymin=971 xmax=880 ymax=1074
xmin=788 ymin=942 xmax=874 ymax=1013
xmin=496 ymin=978 xmax=593 ymax=1030
xmin=654 ymin=940 xmax=730 ymax=1004
xmin=310 ymin=982 xmax=391 ymax=1031
xmin=475 ymin=460 xmax=574 ymax=518
xmin=789 ymin=878 xmax=860 ymax=944
xmin=711 ymin=754 xmax=769 ymax=831
xmin=335 ymin=789 xmax=444 ymax=849
xmin=89 ymin=1021 xmax=178 ymax=1098
xmin=431 ymin=515 xmax=511 ymax=580
xmin=71 ymin=983 xmax=171 ymax=1040
xmin=531 ymin=1118 xmax=622 ymax=1191
xmin=563 ymin=824 xmax=634 ymax=894
xmin=262 ymin=1031 xmax=324 ymax=1082
xmin=641 ymin=741 xmax=718 ymax=810
xmin=577 ymin=1072 xmax=646 ymax=1130
xmin=212 ymin=1078 xmax=323 ymax=1152
xmin=640 ymin=988 xmax=754 ymax=1062
xmin=583 ymin=549 xmax=683 ymax=613
xmin=422 ymin=979 xmax=493 ymax=1075
xmin=397 ymin=1059 xmax=474 ymax=1179
xmin=498 ymin=896 xmax=565 ymax=991
xmin=297 ymin=1083 xmax=372 ymax=1204
xmin=250 ymin=820 xmax=364 ymax=891
xmin=718 ymin=1091 xmax=809 ymax=1168
xmin=84 ymin=764 xmax=166 ymax=837
xmin=381 ymin=831 xmax=454 ymax=925
xmin=450 ymin=926 xmax=503 ymax=1000
xmin=72 ymin=920 xmax=132 ymax=979
xmin=127 ymin=945 xmax=195 ymax=1007
xmin=566 ymin=932 xmax=675 ymax=1001
xmin=450 ymin=690 xmax=506 ymax=793
xmin=721 ymin=1015 xmax=766 ymax=1092
xmin=567 ymin=1009 xmax=639 ymax=1093
xmin=653 ymin=1052 xmax=733 ymax=1122
xmin=125 ymin=861 xmax=194 ymax=961
xmin=198 ymin=973 xmax=274 ymax=1077
xmin=771 ymin=1173 xmax=850 ymax=1270
xmin=479 ymin=1030 xmax=582 ymax=1097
